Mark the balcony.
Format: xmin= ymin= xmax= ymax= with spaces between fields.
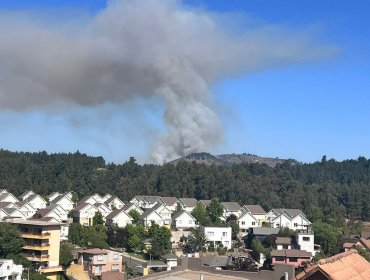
xmin=40 ymin=265 xmax=63 ymax=273
xmin=23 ymin=243 xmax=50 ymax=250
xmin=21 ymin=232 xmax=50 ymax=239
xmin=25 ymin=254 xmax=50 ymax=262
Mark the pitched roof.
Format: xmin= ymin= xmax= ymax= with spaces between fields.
xmin=244 ymin=205 xmax=266 ymax=214
xmin=161 ymin=197 xmax=178 ymax=206
xmin=271 ymin=249 xmax=312 ymax=258
xmin=121 ymin=202 xmax=136 ymax=212
xmin=141 ymin=208 xmax=161 ymax=220
xmin=2 ymin=208 xmax=21 ymax=216
xmin=272 ymin=208 xmax=306 ymax=219
xmin=25 ymin=194 xmax=46 ymax=203
xmin=79 ymin=248 xmax=108 ymax=255
xmin=144 ymin=196 xmax=161 ymax=204
xmin=179 ymin=198 xmax=198 ymax=207
xmin=222 ymin=202 xmax=241 ymax=212
xmin=104 ymin=196 xmax=120 ymax=204
xmin=0 ymin=193 xmax=18 ymax=202
xmin=79 ymin=195 xmax=95 ymax=204
xmin=106 ymin=209 xmax=131 ymax=220
xmin=19 ymin=190 xmax=34 ymax=199
xmin=34 ymin=208 xmax=53 ymax=217
xmin=276 ymin=237 xmax=292 ymax=245
xmin=15 ymin=201 xmax=29 ymax=207
xmin=296 ymin=249 xmax=370 ymax=280
xmin=199 ymin=200 xmax=211 ymax=207
xmin=74 ymin=202 xmax=94 ymax=212
xmin=0 ymin=202 xmax=14 ymax=209
xmin=171 ymin=210 xmax=195 ymax=221
xmin=52 ymin=194 xmax=72 ymax=204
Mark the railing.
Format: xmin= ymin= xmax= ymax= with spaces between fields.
xmin=40 ymin=265 xmax=63 ymax=272
xmin=25 ymin=254 xmax=50 ymax=261
xmin=21 ymin=232 xmax=51 ymax=239
xmin=23 ymin=243 xmax=50 ymax=250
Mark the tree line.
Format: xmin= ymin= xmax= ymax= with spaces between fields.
xmin=1 ymin=150 xmax=369 ymax=222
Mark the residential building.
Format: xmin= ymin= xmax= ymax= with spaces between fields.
xmin=101 ymin=194 xmax=112 ymax=203
xmin=72 ymin=203 xmax=98 ymax=226
xmin=0 ymin=189 xmax=8 ymax=195
xmin=271 ymin=249 xmax=312 ymax=268
xmin=248 ymin=227 xmax=280 ymax=242
xmin=276 ymin=237 xmax=292 ymax=250
xmin=296 ymin=229 xmax=318 ymax=256
xmin=9 ymin=219 xmax=63 ymax=280
xmin=241 ymin=205 xmax=267 ymax=225
xmin=0 ymin=209 xmax=8 ymax=220
xmin=150 ymin=203 xmax=172 ymax=227
xmin=296 ymin=249 xmax=370 ymax=280
xmin=141 ymin=196 xmax=163 ymax=209
xmin=171 ymin=210 xmax=197 ymax=230
xmin=105 ymin=209 xmax=133 ymax=228
xmin=140 ymin=209 xmax=164 ymax=227
xmin=34 ymin=205 xmax=68 ymax=223
xmin=161 ymin=197 xmax=178 ymax=213
xmin=23 ymin=194 xmax=47 ymax=210
xmin=77 ymin=248 xmax=123 ymax=278
xmin=0 ymin=202 xmax=16 ymax=209
xmin=0 ymin=192 xmax=19 ymax=203
xmin=266 ymin=209 xmax=311 ymax=230
xmin=238 ymin=211 xmax=259 ymax=234
xmin=2 ymin=208 xmax=26 ymax=219
xmin=50 ymin=193 xmax=74 ymax=211
xmin=161 ymin=253 xmax=178 ymax=268
xmin=121 ymin=202 xmax=143 ymax=215
xmin=221 ymin=202 xmax=242 ymax=219
xmin=177 ymin=198 xmax=198 ymax=212
xmin=78 ymin=195 xmax=99 ymax=205
xmin=94 ymin=203 xmax=112 ymax=220
xmin=15 ymin=201 xmax=37 ymax=218
xmin=19 ymin=190 xmax=35 ymax=201
xmin=104 ymin=196 xmax=125 ymax=210
xmin=199 ymin=200 xmax=211 ymax=208
xmin=48 ymin=192 xmax=61 ymax=202
xmin=201 ymin=226 xmax=232 ymax=249
xmin=0 ymin=259 xmax=23 ymax=280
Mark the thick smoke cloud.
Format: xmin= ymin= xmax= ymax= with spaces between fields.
xmin=0 ymin=0 xmax=333 ymax=163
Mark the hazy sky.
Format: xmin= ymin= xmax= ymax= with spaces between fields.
xmin=0 ymin=0 xmax=369 ymax=164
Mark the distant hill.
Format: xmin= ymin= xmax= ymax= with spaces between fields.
xmin=169 ymin=152 xmax=292 ymax=167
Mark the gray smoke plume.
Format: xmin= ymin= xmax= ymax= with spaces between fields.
xmin=0 ymin=0 xmax=334 ymax=163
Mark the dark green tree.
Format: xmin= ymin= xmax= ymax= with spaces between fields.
xmin=191 ymin=203 xmax=208 ymax=225
xmin=189 ymin=228 xmax=208 ymax=252
xmin=59 ymin=243 xmax=74 ymax=269
xmin=93 ymin=211 xmax=104 ymax=225
xmin=128 ymin=209 xmax=141 ymax=224
xmin=147 ymin=224 xmax=171 ymax=259
xmin=206 ymin=198 xmax=223 ymax=224
xmin=0 ymin=222 xmax=25 ymax=258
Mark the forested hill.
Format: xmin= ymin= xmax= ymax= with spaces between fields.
xmin=0 ymin=149 xmax=369 ymax=221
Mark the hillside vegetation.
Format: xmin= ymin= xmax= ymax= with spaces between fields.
xmin=0 ymin=149 xmax=369 ymax=222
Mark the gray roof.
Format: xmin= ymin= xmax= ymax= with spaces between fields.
xmin=106 ymin=209 xmax=131 ymax=220
xmin=25 ymin=194 xmax=46 ymax=203
xmin=244 ymin=205 xmax=266 ymax=214
xmin=171 ymin=210 xmax=195 ymax=221
xmin=199 ymin=200 xmax=211 ymax=207
xmin=272 ymin=208 xmax=306 ymax=219
xmin=161 ymin=253 xmax=178 ymax=260
xmin=161 ymin=197 xmax=178 ymax=206
xmin=144 ymin=196 xmax=162 ymax=204
xmin=0 ymin=193 xmax=15 ymax=201
xmin=179 ymin=198 xmax=198 ymax=207
xmin=0 ymin=202 xmax=14 ymax=209
xmin=222 ymin=202 xmax=241 ymax=212
xmin=140 ymin=208 xmax=161 ymax=220
xmin=52 ymin=193 xmax=71 ymax=204
xmin=2 ymin=208 xmax=20 ymax=216
xmin=252 ymin=227 xmax=280 ymax=236
xmin=203 ymin=256 xmax=231 ymax=267
xmin=276 ymin=237 xmax=292 ymax=245
xmin=19 ymin=190 xmax=34 ymax=199
xmin=271 ymin=249 xmax=312 ymax=258
xmin=121 ymin=202 xmax=136 ymax=212
xmin=105 ymin=196 xmax=123 ymax=205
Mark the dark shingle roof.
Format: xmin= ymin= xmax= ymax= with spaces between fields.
xmin=171 ymin=210 xmax=194 ymax=221
xmin=271 ymin=249 xmax=312 ymax=258
xmin=252 ymin=227 xmax=280 ymax=236
xmin=222 ymin=202 xmax=241 ymax=212
xmin=199 ymin=200 xmax=211 ymax=207
xmin=272 ymin=208 xmax=306 ymax=219
xmin=106 ymin=209 xmax=131 ymax=220
xmin=276 ymin=237 xmax=292 ymax=245
xmin=161 ymin=197 xmax=178 ymax=206
xmin=179 ymin=198 xmax=198 ymax=207
xmin=244 ymin=205 xmax=266 ymax=214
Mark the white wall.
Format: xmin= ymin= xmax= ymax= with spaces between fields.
xmin=202 ymin=226 xmax=232 ymax=249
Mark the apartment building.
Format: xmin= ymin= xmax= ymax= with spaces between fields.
xmin=201 ymin=226 xmax=232 ymax=249
xmin=77 ymin=248 xmax=123 ymax=278
xmin=9 ymin=219 xmax=62 ymax=280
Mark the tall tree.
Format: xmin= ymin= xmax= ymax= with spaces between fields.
xmin=93 ymin=211 xmax=104 ymax=225
xmin=206 ymin=198 xmax=223 ymax=224
xmin=191 ymin=202 xmax=208 ymax=225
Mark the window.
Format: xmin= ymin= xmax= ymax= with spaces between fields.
xmin=222 ymin=232 xmax=227 ymax=237
xmin=241 ymin=221 xmax=245 ymax=225
xmin=275 ymin=257 xmax=285 ymax=262
xmin=112 ymin=264 xmax=119 ymax=271
xmin=283 ymin=245 xmax=289 ymax=249
xmin=224 ymin=241 xmax=229 ymax=246
xmin=289 ymin=257 xmax=298 ymax=262
xmin=96 ymin=265 xmax=103 ymax=272
xmin=276 ymin=223 xmax=280 ymax=227
xmin=97 ymin=254 xmax=104 ymax=261
xmin=252 ymin=222 xmax=256 ymax=226
xmin=113 ymin=253 xmax=119 ymax=260
xmin=294 ymin=223 xmax=298 ymax=227
xmin=303 ymin=237 xmax=310 ymax=241
xmin=207 ymin=232 xmax=214 ymax=236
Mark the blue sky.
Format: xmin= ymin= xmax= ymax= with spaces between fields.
xmin=0 ymin=0 xmax=369 ymax=163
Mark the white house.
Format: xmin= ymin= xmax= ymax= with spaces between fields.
xmin=241 ymin=205 xmax=267 ymax=225
xmin=94 ymin=203 xmax=112 ymax=220
xmin=73 ymin=203 xmax=98 ymax=226
xmin=141 ymin=209 xmax=164 ymax=227
xmin=267 ymin=209 xmax=311 ymax=230
xmin=19 ymin=190 xmax=35 ymax=201
xmin=296 ymin=229 xmax=316 ymax=256
xmin=238 ymin=211 xmax=259 ymax=235
xmin=221 ymin=202 xmax=242 ymax=219
xmin=101 ymin=194 xmax=112 ymax=203
xmin=23 ymin=194 xmax=47 ymax=209
xmin=0 ymin=192 xmax=19 ymax=203
xmin=161 ymin=197 xmax=178 ymax=213
xmin=0 ymin=209 xmax=8 ymax=220
xmin=34 ymin=204 xmax=68 ymax=222
xmin=105 ymin=209 xmax=133 ymax=228
xmin=0 ymin=202 xmax=16 ymax=209
xmin=2 ymin=208 xmax=26 ymax=219
xmin=0 ymin=259 xmax=23 ymax=280
xmin=201 ymin=226 xmax=232 ymax=249
xmin=177 ymin=198 xmax=198 ymax=212
xmin=0 ymin=189 xmax=8 ymax=195
xmin=48 ymin=192 xmax=61 ymax=202
xmin=276 ymin=237 xmax=292 ymax=250
xmin=141 ymin=196 xmax=163 ymax=209
xmin=50 ymin=193 xmax=74 ymax=211
xmin=91 ymin=193 xmax=104 ymax=203
xmin=151 ymin=203 xmax=172 ymax=226
xmin=79 ymin=195 xmax=99 ymax=205
xmin=15 ymin=201 xmax=37 ymax=218
xmin=122 ymin=202 xmax=144 ymax=215
xmin=171 ymin=210 xmax=197 ymax=230
xmin=104 ymin=196 xmax=125 ymax=210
